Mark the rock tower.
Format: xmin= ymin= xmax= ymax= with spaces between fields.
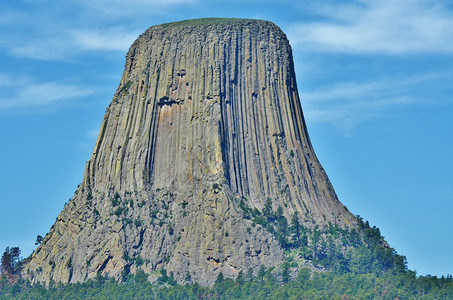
xmin=22 ymin=18 xmax=357 ymax=286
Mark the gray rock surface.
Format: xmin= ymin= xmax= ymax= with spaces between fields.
xmin=22 ymin=18 xmax=357 ymax=286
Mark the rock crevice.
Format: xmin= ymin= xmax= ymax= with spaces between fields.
xmin=22 ymin=18 xmax=356 ymax=286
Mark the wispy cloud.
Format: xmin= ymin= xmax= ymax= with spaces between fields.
xmin=288 ymin=0 xmax=453 ymax=54
xmin=2 ymin=27 xmax=139 ymax=61
xmin=70 ymin=28 xmax=141 ymax=52
xmin=0 ymin=74 xmax=94 ymax=113
xmin=0 ymin=73 xmax=14 ymax=87
xmin=299 ymin=72 xmax=447 ymax=134
xmin=76 ymin=0 xmax=196 ymax=17
xmin=0 ymin=0 xmax=197 ymax=61
xmin=86 ymin=126 xmax=101 ymax=140
xmin=4 ymin=37 xmax=72 ymax=61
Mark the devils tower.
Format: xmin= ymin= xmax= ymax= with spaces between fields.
xmin=22 ymin=18 xmax=359 ymax=286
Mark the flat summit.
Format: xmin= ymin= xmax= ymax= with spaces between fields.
xmin=22 ymin=18 xmax=358 ymax=286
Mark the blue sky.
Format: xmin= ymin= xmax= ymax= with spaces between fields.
xmin=1 ymin=0 xmax=452 ymax=277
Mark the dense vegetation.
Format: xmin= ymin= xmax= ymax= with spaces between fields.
xmin=2 ymin=207 xmax=452 ymax=299
xmin=2 ymin=265 xmax=453 ymax=299
xmin=240 ymin=197 xmax=409 ymax=276
xmin=0 ymin=248 xmax=21 ymax=275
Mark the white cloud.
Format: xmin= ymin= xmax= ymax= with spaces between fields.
xmin=288 ymin=0 xmax=453 ymax=54
xmin=87 ymin=126 xmax=101 ymax=140
xmin=72 ymin=0 xmax=196 ymax=19
xmin=5 ymin=39 xmax=71 ymax=61
xmin=303 ymin=93 xmax=413 ymax=134
xmin=70 ymin=28 xmax=141 ymax=52
xmin=0 ymin=0 xmax=197 ymax=61
xmin=79 ymin=0 xmax=195 ymax=7
xmin=1 ymin=24 xmax=142 ymax=60
xmin=298 ymin=73 xmax=444 ymax=133
xmin=0 ymin=73 xmax=14 ymax=87
xmin=1 ymin=27 xmax=139 ymax=61
xmin=0 ymin=10 xmax=23 ymax=25
xmin=0 ymin=78 xmax=94 ymax=113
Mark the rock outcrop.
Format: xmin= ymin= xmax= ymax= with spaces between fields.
xmin=22 ymin=18 xmax=357 ymax=286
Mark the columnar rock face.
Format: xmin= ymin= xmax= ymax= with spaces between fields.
xmin=22 ymin=18 xmax=357 ymax=286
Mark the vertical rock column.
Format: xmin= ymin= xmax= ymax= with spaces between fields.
xmin=22 ymin=19 xmax=357 ymax=286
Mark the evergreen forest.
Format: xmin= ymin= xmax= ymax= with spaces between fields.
xmin=1 ymin=214 xmax=453 ymax=299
